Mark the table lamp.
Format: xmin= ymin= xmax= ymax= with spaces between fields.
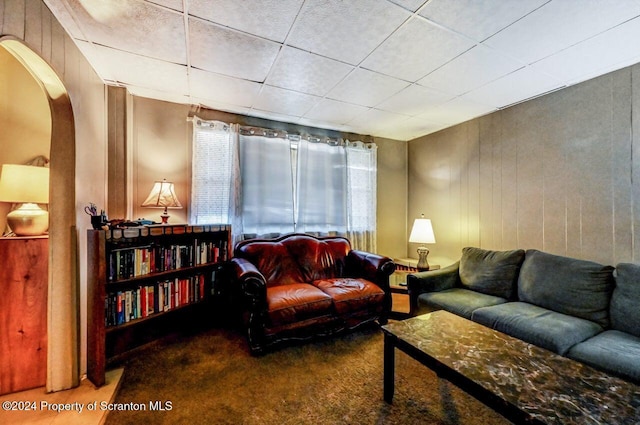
xmin=409 ymin=214 xmax=436 ymax=270
xmin=141 ymin=179 xmax=182 ymax=224
xmin=0 ymin=164 xmax=50 ymax=236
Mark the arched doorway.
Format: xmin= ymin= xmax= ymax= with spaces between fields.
xmin=0 ymin=37 xmax=79 ymax=392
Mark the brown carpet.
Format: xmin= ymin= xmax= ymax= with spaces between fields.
xmin=105 ymin=324 xmax=512 ymax=425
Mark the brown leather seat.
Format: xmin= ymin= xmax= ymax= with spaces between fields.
xmin=230 ymin=233 xmax=395 ymax=354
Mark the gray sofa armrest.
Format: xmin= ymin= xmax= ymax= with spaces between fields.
xmin=407 ymin=261 xmax=460 ymax=314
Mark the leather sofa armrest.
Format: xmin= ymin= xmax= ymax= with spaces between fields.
xmin=230 ymin=257 xmax=267 ymax=309
xmin=347 ymin=250 xmax=396 ymax=291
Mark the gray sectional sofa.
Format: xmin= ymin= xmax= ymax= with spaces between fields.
xmin=407 ymin=247 xmax=640 ymax=384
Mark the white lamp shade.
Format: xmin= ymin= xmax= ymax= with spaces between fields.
xmin=409 ymin=218 xmax=436 ymax=244
xmin=0 ymin=164 xmax=49 ymax=204
xmin=141 ymin=179 xmax=182 ymax=208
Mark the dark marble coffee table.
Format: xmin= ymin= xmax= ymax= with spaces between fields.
xmin=382 ymin=310 xmax=640 ymax=424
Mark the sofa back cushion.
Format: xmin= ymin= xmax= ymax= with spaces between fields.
xmin=611 ymin=263 xmax=640 ymax=337
xmin=459 ymin=247 xmax=525 ymax=299
xmin=234 ymin=234 xmax=351 ymax=287
xmin=517 ymin=250 xmax=614 ymax=327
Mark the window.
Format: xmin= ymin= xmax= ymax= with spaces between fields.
xmin=191 ymin=118 xmax=377 ymax=250
xmin=190 ymin=119 xmax=232 ymax=225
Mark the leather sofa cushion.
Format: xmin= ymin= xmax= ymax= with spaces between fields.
xmin=283 ymin=236 xmax=350 ymax=282
xmin=517 ymin=250 xmax=614 ymax=327
xmin=459 ymin=247 xmax=525 ymax=299
xmin=472 ymin=302 xmax=603 ymax=355
xmin=267 ymin=283 xmax=333 ymax=327
xmin=567 ymin=330 xmax=640 ymax=384
xmin=417 ymin=288 xmax=508 ymax=320
xmin=313 ymin=278 xmax=384 ymax=315
xmin=610 ymin=263 xmax=640 ymax=338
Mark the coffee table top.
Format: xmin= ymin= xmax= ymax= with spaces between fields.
xmin=382 ymin=310 xmax=640 ymax=424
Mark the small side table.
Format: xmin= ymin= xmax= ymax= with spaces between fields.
xmin=389 ymin=259 xmax=439 ymax=319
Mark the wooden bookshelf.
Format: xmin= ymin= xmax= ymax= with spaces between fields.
xmin=86 ymin=224 xmax=231 ymax=386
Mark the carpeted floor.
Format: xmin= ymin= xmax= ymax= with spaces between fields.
xmin=105 ymin=324 xmax=512 ymax=425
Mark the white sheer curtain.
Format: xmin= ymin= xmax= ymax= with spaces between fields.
xmin=190 ymin=118 xmax=232 ymax=224
xmin=295 ymin=139 xmax=347 ymax=234
xmin=239 ymin=128 xmax=295 ymax=237
xmin=346 ymin=141 xmax=377 ymax=252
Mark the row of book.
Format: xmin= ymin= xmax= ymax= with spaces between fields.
xmin=108 ymin=239 xmax=227 ymax=281
xmin=104 ymin=274 xmax=209 ymax=327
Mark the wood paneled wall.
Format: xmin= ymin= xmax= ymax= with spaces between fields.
xmin=409 ymin=65 xmax=640 ymax=267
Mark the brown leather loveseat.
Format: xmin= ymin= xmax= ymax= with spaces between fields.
xmin=230 ymin=233 xmax=396 ymax=354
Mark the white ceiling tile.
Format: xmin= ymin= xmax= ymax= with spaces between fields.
xmin=303 ymin=99 xmax=370 ymax=125
xmin=129 ymin=86 xmax=191 ymax=105
xmin=327 ymin=69 xmax=409 ymax=107
xmin=286 ymin=0 xmax=411 ymax=65
xmin=376 ymin=84 xmax=453 ymax=116
xmin=146 ymin=0 xmax=183 ymax=12
xmin=418 ymin=97 xmax=497 ymax=124
xmin=386 ymin=116 xmax=449 ymax=141
xmin=419 ymin=0 xmax=548 ymax=41
xmin=462 ymin=67 xmax=564 ymax=108
xmin=189 ymin=18 xmax=281 ymax=82
xmin=79 ymin=42 xmax=189 ymax=94
xmin=63 ymin=0 xmax=186 ymax=63
xmin=484 ymin=0 xmax=640 ymax=64
xmin=419 ymin=45 xmax=523 ymax=96
xmin=530 ymin=16 xmax=640 ymax=84
xmin=252 ymin=85 xmax=320 ymax=117
xmin=189 ymin=0 xmax=303 ymax=42
xmin=191 ymin=97 xmax=251 ymax=116
xmin=387 ymin=0 xmax=428 ymax=12
xmin=347 ymin=108 xmax=412 ymax=134
xmin=246 ymin=109 xmax=301 ymax=125
xmin=189 ymin=68 xmax=262 ymax=108
xmin=362 ymin=17 xmax=475 ymax=82
xmin=265 ymin=47 xmax=354 ymax=96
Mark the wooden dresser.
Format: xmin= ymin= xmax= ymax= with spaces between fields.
xmin=0 ymin=236 xmax=48 ymax=395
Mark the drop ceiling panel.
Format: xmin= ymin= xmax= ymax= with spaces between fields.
xmin=304 ymin=98 xmax=369 ymax=125
xmin=419 ymin=45 xmax=524 ymax=96
xmin=327 ymin=69 xmax=410 ymax=107
xmin=362 ymin=17 xmax=476 ymax=82
xmin=62 ymin=0 xmax=187 ymax=63
xmin=387 ymin=0 xmax=427 ymax=12
xmin=265 ymin=46 xmax=354 ymax=97
xmin=189 ymin=17 xmax=281 ymax=82
xmin=189 ymin=0 xmax=303 ymax=43
xmin=462 ymin=67 xmax=563 ymax=108
xmin=530 ymin=16 xmax=640 ymax=84
xmin=419 ymin=0 xmax=549 ymax=41
xmin=189 ymin=68 xmax=262 ymax=108
xmin=43 ymin=0 xmax=640 ymax=141
xmin=147 ymin=0 xmax=183 ymax=12
xmin=286 ymin=0 xmax=411 ymax=65
xmin=484 ymin=0 xmax=640 ymax=65
xmin=376 ymin=84 xmax=453 ymax=116
xmin=78 ymin=42 xmax=189 ymax=94
xmin=252 ymin=85 xmax=320 ymax=117
xmin=418 ymin=97 xmax=497 ymax=125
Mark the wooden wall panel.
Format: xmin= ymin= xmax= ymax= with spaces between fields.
xmin=409 ymin=62 xmax=639 ymax=267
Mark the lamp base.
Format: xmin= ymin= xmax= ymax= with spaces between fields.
xmin=160 ymin=207 xmax=170 ymax=224
xmin=415 ymin=246 xmax=430 ymax=271
xmin=7 ymin=203 xmax=49 ymax=236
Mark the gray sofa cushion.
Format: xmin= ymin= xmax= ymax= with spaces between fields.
xmin=417 ymin=288 xmax=507 ymax=320
xmin=611 ymin=263 xmax=640 ymax=338
xmin=567 ymin=330 xmax=640 ymax=384
xmin=517 ymin=250 xmax=614 ymax=327
xmin=459 ymin=247 xmax=525 ymax=299
xmin=471 ymin=302 xmax=603 ymax=355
